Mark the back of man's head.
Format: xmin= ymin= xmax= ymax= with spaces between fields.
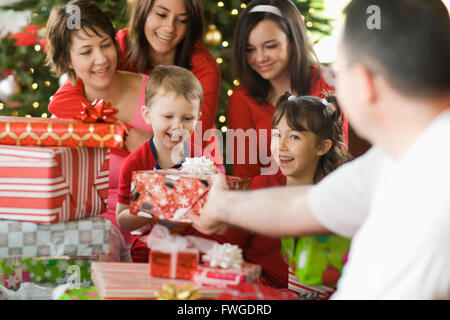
xmin=343 ymin=0 xmax=450 ymax=98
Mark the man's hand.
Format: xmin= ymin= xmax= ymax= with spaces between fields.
xmin=188 ymin=174 xmax=230 ymax=235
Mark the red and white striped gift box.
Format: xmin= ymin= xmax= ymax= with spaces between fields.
xmin=288 ymin=268 xmax=336 ymax=300
xmin=0 ymin=145 xmax=109 ymax=224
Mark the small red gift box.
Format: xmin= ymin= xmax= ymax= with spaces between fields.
xmin=0 ymin=144 xmax=109 ymax=224
xmin=0 ymin=116 xmax=126 ymax=149
xmin=129 ymin=169 xmax=251 ymax=223
xmin=149 ymin=249 xmax=199 ymax=280
xmin=145 ymin=224 xmax=217 ymax=280
xmin=191 ymin=262 xmax=262 ymax=289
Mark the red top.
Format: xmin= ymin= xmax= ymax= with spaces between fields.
xmin=243 ymin=171 xmax=289 ymax=289
xmin=227 ymin=67 xmax=347 ymax=178
xmin=48 ymin=28 xmax=221 ymax=151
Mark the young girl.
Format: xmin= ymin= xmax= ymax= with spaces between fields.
xmin=48 ymin=0 xmax=220 ymax=152
xmin=246 ymin=92 xmax=351 ymax=290
xmin=227 ymin=0 xmax=347 ymax=178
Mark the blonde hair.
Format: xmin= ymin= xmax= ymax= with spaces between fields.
xmin=145 ymin=65 xmax=203 ymax=108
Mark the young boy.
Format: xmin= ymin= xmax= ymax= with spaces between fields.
xmin=116 ymin=65 xmax=222 ymax=232
xmin=115 ymin=65 xmax=250 ymax=263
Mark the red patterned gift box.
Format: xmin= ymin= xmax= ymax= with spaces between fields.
xmin=0 ymin=116 xmax=126 ymax=148
xmin=192 ymin=262 xmax=262 ymax=289
xmin=0 ymin=145 xmax=109 ymax=224
xmin=216 ymin=283 xmax=299 ymax=300
xmin=130 ymin=169 xmax=251 ymax=223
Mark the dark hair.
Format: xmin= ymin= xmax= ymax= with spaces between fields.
xmin=126 ymin=0 xmax=205 ymax=72
xmin=342 ymin=0 xmax=450 ymax=97
xmin=45 ymin=0 xmax=119 ymax=82
xmin=233 ymin=0 xmax=320 ymax=104
xmin=273 ymin=93 xmax=352 ymax=183
xmin=145 ymin=65 xmax=203 ymax=108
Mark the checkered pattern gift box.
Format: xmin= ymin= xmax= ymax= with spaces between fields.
xmin=0 ymin=216 xmax=110 ymax=258
xmin=0 ymin=256 xmax=95 ymax=291
xmin=129 ymin=168 xmax=251 ymax=223
xmin=191 ymin=243 xmax=262 ymax=289
xmin=0 ymin=145 xmax=109 ymax=224
xmin=0 ymin=113 xmax=126 ymax=148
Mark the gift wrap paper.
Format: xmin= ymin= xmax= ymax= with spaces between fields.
xmin=130 ymin=170 xmax=251 ymax=223
xmin=0 ymin=256 xmax=95 ymax=291
xmin=0 ymin=216 xmax=110 ymax=258
xmin=281 ymin=235 xmax=351 ymax=286
xmin=0 ymin=116 xmax=125 ymax=148
xmin=0 ymin=145 xmax=109 ymax=224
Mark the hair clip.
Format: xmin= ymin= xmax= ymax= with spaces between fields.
xmin=321 ymin=98 xmax=336 ymax=116
xmin=288 ymin=95 xmax=297 ymax=102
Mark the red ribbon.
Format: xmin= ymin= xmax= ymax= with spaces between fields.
xmin=75 ymin=99 xmax=118 ymax=123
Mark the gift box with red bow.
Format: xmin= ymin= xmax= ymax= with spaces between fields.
xmin=0 ymin=101 xmax=125 ymax=149
xmin=129 ymin=169 xmax=251 ymax=223
xmin=0 ymin=144 xmax=109 ymax=224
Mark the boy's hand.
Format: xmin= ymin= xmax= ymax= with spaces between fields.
xmin=188 ymin=174 xmax=230 ymax=235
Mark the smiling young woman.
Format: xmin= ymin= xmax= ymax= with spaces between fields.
xmin=48 ymin=0 xmax=220 ymax=153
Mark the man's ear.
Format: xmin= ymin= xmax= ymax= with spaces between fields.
xmin=352 ymin=62 xmax=377 ymax=105
xmin=317 ymin=139 xmax=332 ymax=156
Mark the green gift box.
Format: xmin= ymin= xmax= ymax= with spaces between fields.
xmin=281 ymin=235 xmax=351 ymax=286
xmin=56 ymin=286 xmax=100 ymax=300
xmin=0 ymin=256 xmax=96 ymax=291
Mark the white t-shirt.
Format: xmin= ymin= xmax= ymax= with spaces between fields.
xmin=308 ymin=109 xmax=450 ymax=300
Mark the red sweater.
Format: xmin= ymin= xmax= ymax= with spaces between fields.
xmin=244 ymin=171 xmax=289 ymax=288
xmin=48 ymin=28 xmax=221 ymax=150
xmin=227 ymin=68 xmax=347 ymax=178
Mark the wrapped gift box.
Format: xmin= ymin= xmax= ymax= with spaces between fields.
xmin=149 ymin=249 xmax=198 ymax=280
xmin=55 ymin=286 xmax=100 ymax=300
xmin=130 ymin=170 xmax=251 ymax=223
xmin=281 ymin=235 xmax=351 ymax=286
xmin=0 ymin=116 xmax=126 ymax=148
xmin=287 ymin=268 xmax=335 ymax=300
xmin=0 ymin=145 xmax=109 ymax=224
xmin=91 ymin=262 xmax=223 ymax=300
xmin=0 ymin=256 xmax=95 ymax=291
xmin=191 ymin=262 xmax=262 ymax=289
xmin=0 ymin=216 xmax=110 ymax=258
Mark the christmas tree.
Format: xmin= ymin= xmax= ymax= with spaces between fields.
xmin=0 ymin=0 xmax=333 ymax=126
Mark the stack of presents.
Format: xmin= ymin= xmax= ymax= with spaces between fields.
xmin=0 ymin=104 xmax=350 ymax=300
